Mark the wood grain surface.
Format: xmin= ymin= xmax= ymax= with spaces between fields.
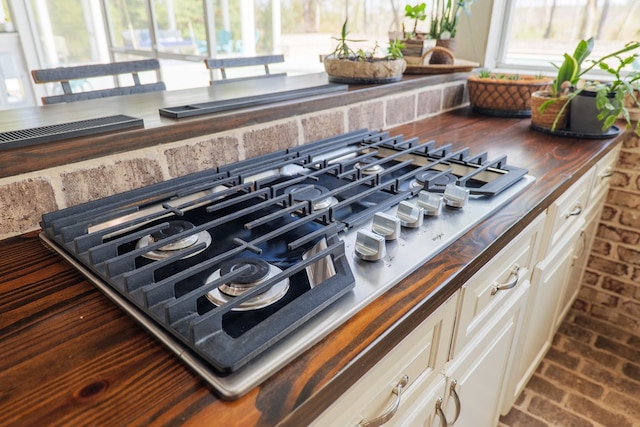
xmin=0 ymin=108 xmax=622 ymax=427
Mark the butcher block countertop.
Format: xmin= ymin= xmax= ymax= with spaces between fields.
xmin=0 ymin=107 xmax=623 ymax=426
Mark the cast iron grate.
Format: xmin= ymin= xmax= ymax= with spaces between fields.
xmin=0 ymin=114 xmax=144 ymax=150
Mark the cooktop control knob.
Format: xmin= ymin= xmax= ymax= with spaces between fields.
xmin=417 ymin=191 xmax=443 ymax=216
xmin=372 ymin=212 xmax=401 ymax=241
xmin=396 ymin=201 xmax=423 ymax=228
xmin=355 ymin=230 xmax=387 ymax=261
xmin=443 ymin=183 xmax=470 ymax=208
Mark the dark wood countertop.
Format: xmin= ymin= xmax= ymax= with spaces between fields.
xmin=0 ymin=108 xmax=623 ymax=427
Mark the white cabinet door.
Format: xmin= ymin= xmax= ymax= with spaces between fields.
xmin=442 ymin=280 xmax=530 ymax=427
xmin=559 ymin=191 xmax=605 ymax=322
xmin=511 ymin=218 xmax=583 ymax=403
xmin=452 ymin=214 xmax=544 ymax=358
xmin=310 ymin=293 xmax=458 ymax=427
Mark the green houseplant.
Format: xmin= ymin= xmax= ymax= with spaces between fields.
xmin=427 ymin=0 xmax=476 ymax=64
xmin=531 ymin=37 xmax=640 ymax=135
xmin=530 ymin=38 xmax=595 ymax=131
xmin=324 ymin=19 xmax=407 ymax=84
xmin=389 ymin=3 xmax=433 ymax=61
xmin=570 ymin=54 xmax=640 ymax=134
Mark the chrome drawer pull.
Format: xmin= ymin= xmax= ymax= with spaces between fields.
xmin=600 ymin=168 xmax=613 ymax=179
xmin=435 ymin=397 xmax=449 ymax=426
xmin=491 ymin=264 xmax=521 ymax=295
xmin=448 ymin=379 xmax=461 ymax=425
xmin=434 ymin=380 xmax=461 ymax=427
xmin=565 ymin=203 xmax=583 ymax=218
xmin=358 ymin=375 xmax=408 ymax=427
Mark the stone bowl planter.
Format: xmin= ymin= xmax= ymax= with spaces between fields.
xmin=468 ymin=74 xmax=552 ymax=118
xmin=323 ymin=56 xmax=407 ymax=84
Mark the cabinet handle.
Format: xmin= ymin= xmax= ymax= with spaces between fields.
xmin=448 ymin=379 xmax=461 ymax=426
xmin=358 ymin=375 xmax=408 ymax=427
xmin=599 ymin=168 xmax=613 ymax=179
xmin=565 ymin=203 xmax=583 ymax=218
xmin=435 ymin=397 xmax=449 ymax=427
xmin=491 ymin=264 xmax=521 ymax=295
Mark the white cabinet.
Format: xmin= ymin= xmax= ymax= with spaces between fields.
xmin=451 ymin=214 xmax=545 ymax=358
xmin=523 ymin=217 xmax=583 ymax=366
xmin=312 ymin=146 xmax=620 ymax=426
xmin=310 ymin=293 xmax=458 ymax=427
xmin=447 ymin=214 xmax=544 ymax=426
xmin=558 ymin=191 xmax=605 ymax=322
xmin=560 ymin=145 xmax=620 ymax=319
xmin=442 ymin=278 xmax=530 ymax=427
xmin=503 ymin=146 xmax=620 ymax=413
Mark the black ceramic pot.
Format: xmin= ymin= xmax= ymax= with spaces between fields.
xmin=569 ymin=90 xmax=615 ymax=134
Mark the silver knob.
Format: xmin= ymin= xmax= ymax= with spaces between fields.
xmin=396 ymin=201 xmax=423 ymax=228
xmin=372 ymin=212 xmax=401 ymax=241
xmin=355 ymin=230 xmax=386 ymax=261
xmin=443 ymin=183 xmax=469 ymax=208
xmin=417 ymin=191 xmax=443 ymax=216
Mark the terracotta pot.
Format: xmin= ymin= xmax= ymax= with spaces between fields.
xmin=323 ymin=57 xmax=407 ymax=84
xmin=530 ymin=91 xmax=571 ymax=131
xmin=467 ymin=74 xmax=553 ymax=117
xmin=430 ymin=39 xmax=456 ymax=64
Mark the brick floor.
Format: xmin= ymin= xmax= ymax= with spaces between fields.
xmin=499 ymin=309 xmax=640 ymax=427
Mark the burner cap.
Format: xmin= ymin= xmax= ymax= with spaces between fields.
xmin=355 ymin=158 xmax=384 ymax=175
xmin=220 ymin=257 xmax=270 ymax=285
xmin=285 ymin=184 xmax=329 ymax=200
xmin=151 ymin=220 xmax=194 ymax=240
xmin=206 ymin=259 xmax=290 ymax=310
xmin=136 ymin=220 xmax=212 ymax=260
xmin=284 ymin=184 xmax=338 ymax=210
xmin=416 ymin=170 xmax=458 ymax=189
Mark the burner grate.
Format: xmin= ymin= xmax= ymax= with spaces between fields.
xmin=39 ymin=128 xmax=533 ymax=397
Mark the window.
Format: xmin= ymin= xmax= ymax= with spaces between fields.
xmin=9 ymin=0 xmax=639 ymax=101
xmin=496 ymin=0 xmax=640 ymax=76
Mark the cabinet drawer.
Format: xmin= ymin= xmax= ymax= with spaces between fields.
xmin=545 ymin=167 xmax=596 ymax=251
xmin=310 ymin=293 xmax=458 ymax=427
xmin=451 ymin=213 xmax=545 ymax=358
xmin=591 ymin=146 xmax=620 ymax=202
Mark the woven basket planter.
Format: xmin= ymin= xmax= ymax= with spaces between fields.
xmin=467 ymin=74 xmax=552 ymax=117
xmin=530 ymin=91 xmax=571 ymax=131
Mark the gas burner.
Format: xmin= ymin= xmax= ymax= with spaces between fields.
xmin=411 ymin=170 xmax=459 ymax=192
xmin=355 ymin=158 xmax=384 ymax=175
xmin=284 ymin=184 xmax=338 ymax=210
xmin=206 ymin=257 xmax=290 ymax=311
xmin=136 ymin=220 xmax=212 ymax=260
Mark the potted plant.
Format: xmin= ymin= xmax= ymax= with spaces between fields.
xmin=428 ymin=0 xmax=476 ymax=64
xmin=467 ymin=70 xmax=553 ymax=117
xmin=570 ymin=55 xmax=640 ymax=135
xmin=324 ymin=19 xmax=407 ymax=84
xmin=393 ymin=3 xmax=433 ymax=61
xmin=531 ymin=37 xmax=640 ymax=135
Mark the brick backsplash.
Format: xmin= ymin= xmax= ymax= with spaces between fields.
xmin=0 ymin=83 xmax=461 ymax=240
xmin=576 ymin=131 xmax=640 ymax=334
xmin=164 ymin=135 xmax=240 ymax=177
xmin=61 ymin=157 xmax=164 ymax=206
xmin=347 ymin=101 xmax=384 ymax=132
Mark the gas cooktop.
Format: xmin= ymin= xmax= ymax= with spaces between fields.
xmin=40 ymin=129 xmax=535 ymax=399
